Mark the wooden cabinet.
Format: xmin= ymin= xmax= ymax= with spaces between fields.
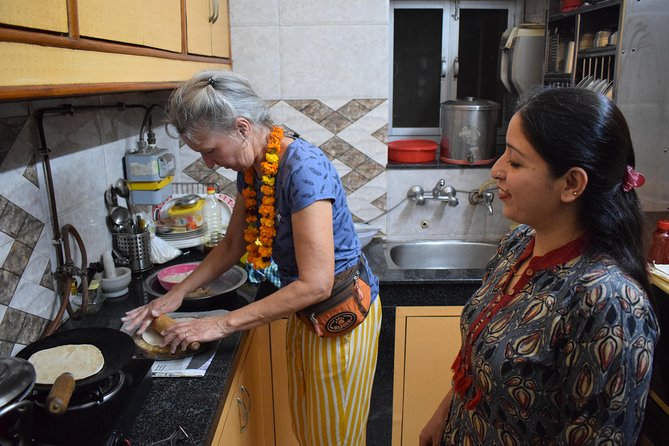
xmin=186 ymin=0 xmax=230 ymax=58
xmin=543 ymin=0 xmax=622 ymax=95
xmin=0 ymin=0 xmax=231 ymax=101
xmin=0 ymin=0 xmax=67 ymax=33
xmin=392 ymin=306 xmax=463 ymax=446
xmin=211 ymin=325 xmax=275 ymax=446
xmin=78 ymin=0 xmax=182 ymax=53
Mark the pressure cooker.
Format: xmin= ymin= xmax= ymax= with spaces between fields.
xmin=439 ymin=97 xmax=500 ymax=165
xmin=0 ymin=356 xmax=35 ymax=442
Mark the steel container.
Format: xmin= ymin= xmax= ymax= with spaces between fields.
xmin=439 ymin=97 xmax=500 ymax=165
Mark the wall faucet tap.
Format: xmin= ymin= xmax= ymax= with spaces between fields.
xmin=407 ymin=179 xmax=458 ymax=206
xmin=468 ymin=179 xmax=496 ymax=215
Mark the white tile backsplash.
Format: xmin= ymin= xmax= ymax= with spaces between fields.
xmin=385 ymin=168 xmax=510 ymax=242
xmin=230 ymin=0 xmax=280 ymax=26
xmin=9 ymin=279 xmax=58 ymax=320
xmin=279 ymin=0 xmax=388 ymax=25
xmin=229 ymin=25 xmax=282 ymax=100
xmin=280 ymin=25 xmax=388 ymax=99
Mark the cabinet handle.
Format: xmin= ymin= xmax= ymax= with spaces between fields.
xmin=453 ymin=57 xmax=459 ymax=79
xmin=236 ymin=397 xmax=249 ymax=433
xmin=209 ymin=0 xmax=220 ymax=24
xmin=240 ymin=385 xmax=251 ymax=414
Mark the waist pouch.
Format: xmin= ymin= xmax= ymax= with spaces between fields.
xmin=297 ymin=256 xmax=372 ymax=337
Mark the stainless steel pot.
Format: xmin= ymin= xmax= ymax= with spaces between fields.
xmin=439 ymin=97 xmax=500 ymax=165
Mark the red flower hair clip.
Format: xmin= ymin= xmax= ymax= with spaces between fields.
xmin=622 ymin=165 xmax=645 ymax=192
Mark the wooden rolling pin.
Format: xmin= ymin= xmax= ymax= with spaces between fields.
xmin=46 ymin=372 xmax=75 ymax=415
xmin=151 ymin=314 xmax=200 ymax=351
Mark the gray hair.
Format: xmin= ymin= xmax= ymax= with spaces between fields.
xmin=167 ymin=70 xmax=272 ymax=143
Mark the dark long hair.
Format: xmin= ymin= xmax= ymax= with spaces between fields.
xmin=516 ymin=87 xmax=651 ymax=294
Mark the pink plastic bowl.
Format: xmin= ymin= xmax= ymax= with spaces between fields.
xmin=157 ymin=262 xmax=200 ymax=291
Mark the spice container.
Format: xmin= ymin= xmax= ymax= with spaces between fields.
xmin=648 ymin=219 xmax=669 ymax=265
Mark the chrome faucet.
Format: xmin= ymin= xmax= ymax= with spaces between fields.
xmin=468 ymin=179 xmax=496 ymax=215
xmin=407 ymin=179 xmax=458 ymax=206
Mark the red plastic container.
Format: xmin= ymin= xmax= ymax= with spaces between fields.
xmin=648 ymin=219 xmax=669 ymax=265
xmin=388 ymin=139 xmax=437 ymax=163
xmin=561 ymin=0 xmax=583 ymax=13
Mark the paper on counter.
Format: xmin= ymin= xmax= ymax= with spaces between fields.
xmin=150 ymin=343 xmax=219 ymax=378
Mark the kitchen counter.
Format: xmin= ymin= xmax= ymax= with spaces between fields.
xmin=61 ymin=249 xmax=256 ymax=446
xmin=61 ymin=239 xmax=485 ymax=445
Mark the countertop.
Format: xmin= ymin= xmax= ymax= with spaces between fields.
xmin=61 ymin=249 xmax=255 ymax=446
xmin=61 ymin=239 xmax=485 ymax=445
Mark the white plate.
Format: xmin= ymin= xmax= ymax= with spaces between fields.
xmin=154 ymin=193 xmax=234 ymax=228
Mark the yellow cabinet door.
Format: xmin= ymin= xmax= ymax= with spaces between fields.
xmin=213 ymin=325 xmax=275 ymax=446
xmin=392 ymin=306 xmax=463 ymax=446
xmin=78 ymin=0 xmax=181 ymax=52
xmin=269 ymin=319 xmax=300 ymax=446
xmin=0 ymin=0 xmax=68 ymax=33
xmin=186 ymin=0 xmax=230 ymax=58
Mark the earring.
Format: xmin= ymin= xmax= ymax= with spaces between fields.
xmin=572 ymin=191 xmax=578 ymax=196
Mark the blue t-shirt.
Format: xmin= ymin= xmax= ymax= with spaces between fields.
xmin=237 ymin=137 xmax=379 ymax=300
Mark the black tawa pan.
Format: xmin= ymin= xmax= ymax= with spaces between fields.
xmin=15 ymin=327 xmax=135 ymax=394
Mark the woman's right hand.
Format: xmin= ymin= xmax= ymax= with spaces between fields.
xmin=120 ymin=289 xmax=185 ymax=335
xmin=419 ymin=390 xmax=453 ymax=446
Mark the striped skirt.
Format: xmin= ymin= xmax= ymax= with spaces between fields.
xmin=286 ymin=296 xmax=382 ymax=446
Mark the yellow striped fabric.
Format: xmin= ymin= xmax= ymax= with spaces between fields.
xmin=286 ymin=296 xmax=382 ymax=446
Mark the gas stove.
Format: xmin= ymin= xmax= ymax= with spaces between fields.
xmin=2 ymin=358 xmax=152 ymax=446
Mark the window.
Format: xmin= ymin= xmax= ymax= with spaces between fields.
xmin=390 ymin=0 xmax=519 ymax=138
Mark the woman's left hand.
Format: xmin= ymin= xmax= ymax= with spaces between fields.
xmin=160 ymin=315 xmax=233 ymax=353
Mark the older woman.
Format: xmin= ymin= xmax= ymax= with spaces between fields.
xmin=420 ymin=87 xmax=658 ymax=445
xmin=123 ymin=70 xmax=381 ymax=446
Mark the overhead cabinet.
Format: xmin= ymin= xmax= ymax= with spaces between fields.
xmin=0 ymin=0 xmax=68 ymax=33
xmin=77 ymin=0 xmax=182 ymax=53
xmin=0 ymin=0 xmax=231 ymax=101
xmin=186 ymin=0 xmax=230 ymax=58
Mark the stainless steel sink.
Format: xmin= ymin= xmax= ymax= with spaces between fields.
xmin=383 ymin=240 xmax=497 ymax=270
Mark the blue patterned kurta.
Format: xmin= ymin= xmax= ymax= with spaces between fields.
xmin=443 ymin=225 xmax=659 ymax=445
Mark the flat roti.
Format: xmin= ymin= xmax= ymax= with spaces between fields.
xmin=141 ymin=317 xmax=196 ymax=347
xmin=28 ymin=344 xmax=104 ymax=385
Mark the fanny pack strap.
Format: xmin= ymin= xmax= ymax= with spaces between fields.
xmin=298 ymin=255 xmax=367 ymax=317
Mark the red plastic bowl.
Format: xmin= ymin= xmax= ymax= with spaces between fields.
xmin=388 ymin=139 xmax=437 ymax=163
xmin=157 ymin=262 xmax=200 ymax=291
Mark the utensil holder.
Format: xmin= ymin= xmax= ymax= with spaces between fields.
xmin=112 ymin=231 xmax=153 ymax=273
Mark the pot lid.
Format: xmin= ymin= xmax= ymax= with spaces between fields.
xmin=0 ymin=357 xmax=35 ymax=407
xmin=441 ymin=97 xmax=500 ymax=111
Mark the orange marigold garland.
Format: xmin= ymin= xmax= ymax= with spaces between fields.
xmin=244 ymin=126 xmax=283 ymax=269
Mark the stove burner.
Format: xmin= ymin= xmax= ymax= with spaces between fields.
xmin=33 ymin=371 xmax=125 ymax=411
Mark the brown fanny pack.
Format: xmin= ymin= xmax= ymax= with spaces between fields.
xmin=297 ymin=256 xmax=372 ymax=337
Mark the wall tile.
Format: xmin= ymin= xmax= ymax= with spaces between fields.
xmin=230 ymin=0 xmax=279 ymax=26
xmin=9 ymin=278 xmax=58 ymax=320
xmin=279 ymin=0 xmax=388 ymax=25
xmin=280 ymin=25 xmax=388 ymax=99
xmin=0 ymin=270 xmax=20 ymax=306
xmin=229 ymin=25 xmax=282 ymax=100
xmin=3 ymin=241 xmax=31 ymax=277
xmin=0 ymin=307 xmax=26 ymax=342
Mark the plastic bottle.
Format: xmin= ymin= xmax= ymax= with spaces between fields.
xmin=203 ymin=186 xmax=223 ymax=252
xmin=647 ymin=219 xmax=669 ymax=265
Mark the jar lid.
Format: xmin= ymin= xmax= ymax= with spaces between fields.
xmin=441 ymin=97 xmax=500 ymax=111
xmin=0 ymin=357 xmax=35 ymax=407
xmin=657 ymin=220 xmax=669 ymax=231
